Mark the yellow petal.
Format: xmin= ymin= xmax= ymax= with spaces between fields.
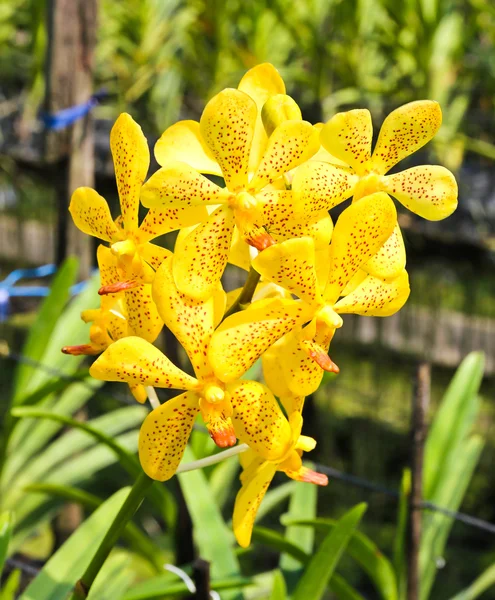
xmin=238 ymin=63 xmax=285 ymax=174
xmin=281 ymin=395 xmax=305 ymax=417
xmin=139 ymin=391 xmax=200 ymax=481
xmin=228 ymin=226 xmax=251 ymax=271
xmin=320 ymin=109 xmax=372 ymax=176
xmin=250 ymin=121 xmax=319 ymax=191
xmin=154 ymin=120 xmax=222 ymax=176
xmin=262 ymin=335 xmax=294 ymax=398
xmin=310 ymin=123 xmax=349 ymax=167
xmin=140 ymin=161 xmax=225 ymax=209
xmin=208 ymin=298 xmax=314 ymax=383
xmin=341 ymin=268 xmax=368 ymax=296
xmin=261 ymin=94 xmax=302 ymax=137
xmin=97 ymin=244 xmax=120 ymax=287
xmin=153 ymin=255 xmax=216 ymax=379
xmin=110 ymin=113 xmax=149 ymax=232
xmin=90 ymin=336 xmax=199 ymax=390
xmin=229 ymin=380 xmax=292 ymax=461
xmin=292 ymin=161 xmax=358 ymax=215
xmin=136 ymin=205 xmax=209 ymax=244
xmin=334 ymin=269 xmax=410 ymax=316
xmin=362 ymin=223 xmax=406 ymax=281
xmin=324 ymin=192 xmax=397 ymax=304
xmin=200 ymin=88 xmax=257 ymax=192
xmin=380 ymin=165 xmax=458 ymax=221
xmin=139 ymin=243 xmax=172 ymax=273
xmin=252 ymin=237 xmax=322 ymax=305
xmin=371 ymin=100 xmax=442 ymax=174
xmin=261 ymin=190 xmax=333 ymax=248
xmin=124 ymin=284 xmax=163 ymax=342
xmin=199 ymin=397 xmax=236 ymax=448
xmin=233 ymin=460 xmax=277 ymax=547
xmin=173 ymin=206 xmax=235 ymax=301
xmin=69 ymin=188 xmax=121 ymax=242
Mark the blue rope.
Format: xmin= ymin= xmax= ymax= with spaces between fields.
xmin=40 ymin=90 xmax=107 ymax=131
xmin=0 ymin=264 xmax=94 ymax=322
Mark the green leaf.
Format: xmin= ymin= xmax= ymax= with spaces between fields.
xmin=447 ymin=563 xmax=495 ymax=600
xmin=0 ymin=569 xmax=21 ymax=600
xmin=12 ymin=258 xmax=78 ymax=403
xmin=19 ymin=487 xmax=131 ymax=600
xmin=393 ymin=469 xmax=411 ymax=600
xmin=280 ymin=478 xmax=316 ymax=590
xmin=280 ymin=517 xmax=397 ymax=600
xmin=255 ymin=481 xmax=296 ymax=523
xmin=0 ymin=512 xmax=13 ymax=579
xmin=123 ymin=575 xmax=252 ymax=600
xmin=178 ymin=446 xmax=241 ymax=599
xmin=87 ymin=552 xmax=134 ymax=600
xmin=329 ymin=573 xmax=366 ymax=600
xmin=424 ymin=352 xmax=484 ymax=500
xmin=270 ymin=570 xmax=287 ymax=600
xmin=292 ymin=504 xmax=367 ymax=600
xmin=209 ymin=456 xmax=240 ymax=511
xmin=252 ymin=527 xmax=308 ymax=564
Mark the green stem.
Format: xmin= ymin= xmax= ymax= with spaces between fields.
xmin=222 ymin=266 xmax=261 ymax=320
xmin=70 ymin=472 xmax=154 ymax=600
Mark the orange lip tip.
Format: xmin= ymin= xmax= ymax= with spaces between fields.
xmin=61 ymin=344 xmax=101 ymax=356
xmin=98 ymin=280 xmax=139 ymax=295
xmin=309 ymin=350 xmax=340 ymax=373
xmin=210 ymin=429 xmax=237 ymax=448
xmin=300 ymin=469 xmax=328 ymax=486
xmin=247 ymin=232 xmax=276 ymax=252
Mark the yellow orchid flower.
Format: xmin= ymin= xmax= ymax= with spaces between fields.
xmin=233 ymin=406 xmax=327 ymax=548
xmin=209 ymin=193 xmax=410 ymax=394
xmin=292 ymin=101 xmax=458 ymax=280
xmin=68 ymin=113 xmax=207 ymax=340
xmin=140 ymin=64 xmax=327 ymax=301
xmin=89 ymin=255 xmax=299 ymax=481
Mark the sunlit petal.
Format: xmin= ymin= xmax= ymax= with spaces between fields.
xmin=154 ymin=120 xmax=222 ymax=176
xmin=361 ymin=223 xmax=406 ymax=281
xmin=90 ymin=336 xmax=199 ymax=390
xmin=136 ymin=205 xmax=209 ymax=243
xmin=139 ymin=391 xmax=200 ymax=481
xmin=173 ymin=206 xmax=235 ymax=301
xmin=208 ymin=298 xmax=314 ymax=383
xmin=320 ymin=109 xmax=373 ymax=175
xmin=324 ymin=192 xmax=397 ymax=304
xmin=200 ymin=88 xmax=257 ymax=192
xmin=124 ymin=284 xmax=163 ymax=343
xmin=371 ymin=100 xmax=442 ymax=174
xmin=334 ymin=269 xmax=410 ymax=316
xmin=110 ymin=113 xmax=149 ymax=231
xmin=69 ymin=188 xmax=121 ymax=242
xmin=380 ymin=165 xmax=458 ymax=221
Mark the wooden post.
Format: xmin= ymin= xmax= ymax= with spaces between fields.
xmin=192 ymin=559 xmax=211 ymax=599
xmin=407 ymin=362 xmax=431 ymax=600
xmin=43 ymin=0 xmax=98 ymax=279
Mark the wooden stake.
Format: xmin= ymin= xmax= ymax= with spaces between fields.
xmin=407 ymin=362 xmax=431 ymax=600
xmin=192 ymin=558 xmax=211 ymax=599
xmin=43 ymin=0 xmax=98 ymax=278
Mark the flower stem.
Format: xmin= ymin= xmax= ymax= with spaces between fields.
xmin=69 ymin=472 xmax=154 ymax=599
xmin=176 ymin=443 xmax=249 ymax=473
xmin=222 ymin=266 xmax=261 ymax=320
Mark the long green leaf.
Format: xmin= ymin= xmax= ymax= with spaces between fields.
xmin=292 ymin=504 xmax=367 ymax=600
xmin=0 ymin=569 xmax=21 ymax=600
xmin=270 ymin=570 xmax=287 ymax=600
xmin=447 ymin=563 xmax=495 ymax=600
xmin=87 ymin=552 xmax=134 ymax=600
xmin=123 ymin=575 xmax=252 ymax=600
xmin=12 ymin=258 xmax=78 ymax=403
xmin=178 ymin=446 xmax=241 ymax=598
xmin=393 ymin=469 xmax=411 ymax=600
xmin=19 ymin=487 xmax=131 ymax=600
xmin=252 ymin=527 xmax=309 ymax=564
xmin=329 ymin=573 xmax=366 ymax=600
xmin=0 ymin=512 xmax=13 ymax=579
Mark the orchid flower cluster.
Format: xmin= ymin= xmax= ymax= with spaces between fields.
xmin=63 ymin=64 xmax=457 ymax=547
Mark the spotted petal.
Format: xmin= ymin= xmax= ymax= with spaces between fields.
xmin=110 ymin=113 xmax=150 ymax=232
xmin=381 ymin=165 xmax=458 ymax=221
xmin=262 ymin=336 xmax=293 ymax=398
xmin=173 ymin=206 xmax=235 ymax=301
xmin=324 ymin=192 xmax=397 ymax=304
xmin=90 ymin=337 xmax=199 ymax=390
xmin=229 ymin=380 xmax=292 ymax=461
xmin=140 ymin=161 xmax=225 ymax=209
xmin=253 ymin=237 xmax=322 ymax=305
xmin=69 ymin=188 xmax=121 ymax=242
xmin=124 ymin=284 xmax=163 ymax=343
xmin=154 ymin=120 xmax=222 ymax=176
xmin=249 ymin=121 xmax=320 ymax=191
xmin=362 ymin=223 xmax=406 ymax=281
xmin=138 ymin=243 xmax=172 ymax=273
xmin=238 ymin=63 xmax=285 ymax=174
xmin=233 ymin=460 xmax=277 ymax=548
xmin=153 ymin=255 xmax=218 ymax=379
xmin=371 ymin=100 xmax=442 ymax=174
xmin=334 ymin=269 xmax=410 ymax=316
xmin=320 ymin=109 xmax=373 ymax=176
xmin=292 ymin=161 xmax=358 ymax=215
xmin=136 ymin=205 xmax=209 ymax=244
xmin=208 ymin=298 xmax=314 ymax=383
xmin=139 ymin=391 xmax=200 ymax=481
xmin=200 ymin=88 xmax=257 ymax=192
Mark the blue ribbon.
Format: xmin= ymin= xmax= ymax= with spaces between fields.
xmin=0 ymin=264 xmax=94 ymax=322
xmin=40 ymin=90 xmax=107 ymax=131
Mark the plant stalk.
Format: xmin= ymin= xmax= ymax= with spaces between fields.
xmin=69 ymin=472 xmax=154 ymax=599
xmin=222 ymin=266 xmax=261 ymax=320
